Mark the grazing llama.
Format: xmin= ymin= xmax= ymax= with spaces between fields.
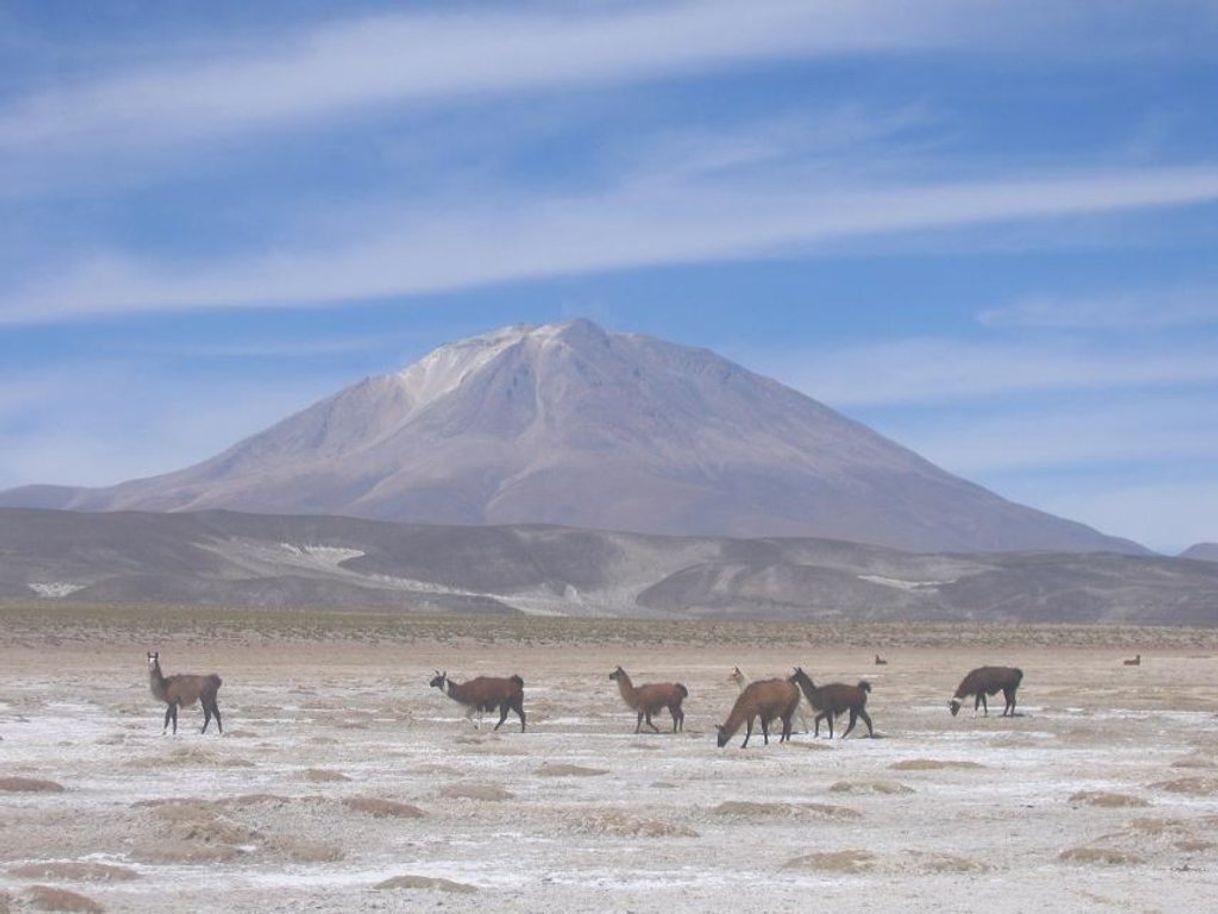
xmin=430 ymin=671 xmax=526 ymax=732
xmin=949 ymin=666 xmax=1023 ymax=717
xmin=608 ymin=666 xmax=687 ymax=733
xmin=729 ymin=666 xmax=809 ymax=732
xmin=146 ymin=651 xmax=223 ymax=735
xmin=715 ymin=678 xmax=800 ymax=748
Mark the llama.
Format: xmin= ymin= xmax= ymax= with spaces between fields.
xmin=729 ymin=666 xmax=810 ymax=733
xmin=1124 ymin=654 xmax=1141 ymax=666
xmin=949 ymin=666 xmax=1023 ymax=717
xmin=609 ymin=666 xmax=687 ymax=733
xmin=874 ymin=654 xmax=888 ymax=665
xmin=789 ymin=667 xmax=874 ymax=739
xmin=715 ymin=678 xmax=800 ymax=748
xmin=430 ymin=671 xmax=525 ymax=732
xmin=146 ymin=651 xmax=223 ymax=735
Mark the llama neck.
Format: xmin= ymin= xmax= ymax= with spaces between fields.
xmin=614 ymin=674 xmax=637 ymax=707
xmin=149 ymin=664 xmax=167 ymax=700
xmin=444 ymin=679 xmax=461 ymax=702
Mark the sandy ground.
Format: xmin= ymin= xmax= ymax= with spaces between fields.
xmin=2 ymin=609 xmax=1218 ymax=913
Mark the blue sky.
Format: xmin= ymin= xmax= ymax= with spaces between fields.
xmin=1 ymin=1 xmax=1216 ymax=552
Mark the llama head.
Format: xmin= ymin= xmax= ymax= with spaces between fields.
xmin=727 ymin=666 xmax=744 ymax=684
xmin=429 ymin=671 xmax=447 ymax=690
xmin=949 ymin=699 xmax=962 ymax=717
xmin=146 ymin=651 xmax=160 ymax=670
xmin=715 ymin=724 xmax=730 ymax=748
xmin=608 ymin=666 xmax=625 ymax=681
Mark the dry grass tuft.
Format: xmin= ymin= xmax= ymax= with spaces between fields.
xmin=440 ymin=784 xmax=514 ymax=802
xmin=571 ymin=810 xmax=698 ymax=838
xmin=8 ymin=862 xmax=138 ymax=882
xmin=829 ymin=780 xmax=914 ymax=795
xmin=24 ymin=885 xmax=104 ymax=913
xmin=301 ymin=768 xmax=350 ymax=783
xmin=0 ymin=777 xmax=64 ymax=793
xmin=1069 ymin=791 xmax=1150 ymax=808
xmin=375 ymin=875 xmax=477 ymax=894
xmin=342 ymin=797 xmax=425 ymax=818
xmin=1150 ymin=777 xmax=1218 ymax=797
xmin=536 ymin=763 xmax=608 ymax=777
xmin=909 ymin=852 xmax=990 ymax=874
xmin=1059 ymin=847 xmax=1143 ymax=866
xmin=711 ymin=801 xmax=860 ymax=820
xmin=889 ymin=759 xmax=985 ymax=771
xmin=784 ymin=850 xmax=876 ymax=873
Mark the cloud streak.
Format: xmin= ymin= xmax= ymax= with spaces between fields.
xmin=5 ymin=163 xmax=1218 ymax=324
xmin=978 ymin=286 xmax=1218 ymax=329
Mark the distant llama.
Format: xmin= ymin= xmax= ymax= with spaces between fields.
xmin=146 ymin=651 xmax=223 ymax=735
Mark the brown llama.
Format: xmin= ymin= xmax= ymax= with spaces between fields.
xmin=729 ymin=666 xmax=809 ymax=732
xmin=1123 ymin=654 xmax=1141 ymax=666
xmin=789 ymin=667 xmax=874 ymax=739
xmin=609 ymin=666 xmax=687 ymax=733
xmin=949 ymin=666 xmax=1023 ymax=717
xmin=146 ymin=651 xmax=223 ymax=735
xmin=430 ymin=671 xmax=526 ymax=732
xmin=874 ymin=654 xmax=888 ymax=665
xmin=715 ymin=678 xmax=800 ymax=748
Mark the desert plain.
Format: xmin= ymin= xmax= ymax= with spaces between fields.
xmin=2 ymin=605 xmax=1218 ymax=913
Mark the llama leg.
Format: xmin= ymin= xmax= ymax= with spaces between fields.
xmin=980 ymin=694 xmax=989 ymax=716
xmin=212 ymin=701 xmax=223 ymax=735
xmin=515 ymin=700 xmax=526 ymax=733
xmin=858 ymin=708 xmax=874 ymax=737
xmin=760 ymin=717 xmax=770 ymax=745
xmin=645 ymin=711 xmax=659 ymax=733
xmin=636 ymin=710 xmax=644 ymax=734
xmin=170 ymin=704 xmax=178 ymax=735
xmin=493 ymin=703 xmax=510 ymax=731
xmin=201 ymin=704 xmax=211 ymax=734
xmin=162 ymin=705 xmax=173 ymax=734
xmin=781 ymin=713 xmax=792 ymax=742
xmin=827 ymin=711 xmax=835 ymax=740
xmin=741 ymin=718 xmax=753 ymax=748
xmin=813 ymin=711 xmax=825 ymax=738
xmin=842 ymin=710 xmax=858 ymax=739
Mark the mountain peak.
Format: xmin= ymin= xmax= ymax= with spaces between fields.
xmin=0 ymin=320 xmax=1146 ymax=554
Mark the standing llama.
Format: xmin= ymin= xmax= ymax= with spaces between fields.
xmin=430 ymin=671 xmax=526 ymax=732
xmin=608 ymin=666 xmax=687 ymax=733
xmin=949 ymin=666 xmax=1023 ymax=717
xmin=146 ymin=651 xmax=223 ymax=735
xmin=789 ymin=667 xmax=874 ymax=739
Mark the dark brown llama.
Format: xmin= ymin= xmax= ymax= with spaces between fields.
xmin=789 ymin=667 xmax=874 ymax=738
xmin=146 ymin=651 xmax=223 ymax=735
xmin=430 ymin=671 xmax=526 ymax=732
xmin=949 ymin=666 xmax=1023 ymax=717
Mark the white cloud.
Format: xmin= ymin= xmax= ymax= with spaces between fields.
xmin=769 ymin=335 xmax=1218 ymax=407
xmin=864 ymin=395 xmax=1218 ymax=474
xmin=979 ymin=287 xmax=1218 ymax=329
xmin=5 ymin=163 xmax=1218 ymax=324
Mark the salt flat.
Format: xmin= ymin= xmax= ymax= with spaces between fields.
xmin=1 ymin=608 xmax=1217 ymax=913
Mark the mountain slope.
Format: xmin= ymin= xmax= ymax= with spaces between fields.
xmin=1182 ymin=543 xmax=1218 ymax=562
xmin=0 ymin=319 xmax=1144 ymax=554
xmin=2 ymin=508 xmax=1212 ymax=623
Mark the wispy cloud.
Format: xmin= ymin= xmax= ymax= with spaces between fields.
xmin=771 ymin=335 xmax=1218 ymax=407
xmin=979 ymin=286 xmax=1218 ymax=329
xmin=8 ymin=1 xmax=1207 ymax=158
xmin=5 ymin=163 xmax=1218 ymax=324
xmin=869 ymin=394 xmax=1218 ymax=474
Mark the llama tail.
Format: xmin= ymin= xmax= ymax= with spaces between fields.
xmin=510 ymin=674 xmax=524 ymax=688
xmin=675 ymin=683 xmax=689 ymax=699
xmin=208 ymin=674 xmax=223 ymax=688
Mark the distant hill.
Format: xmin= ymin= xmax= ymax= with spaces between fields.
xmin=0 ymin=320 xmax=1144 ymax=555
xmin=2 ymin=508 xmax=1213 ymax=624
xmin=1182 ymin=543 xmax=1218 ymax=562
